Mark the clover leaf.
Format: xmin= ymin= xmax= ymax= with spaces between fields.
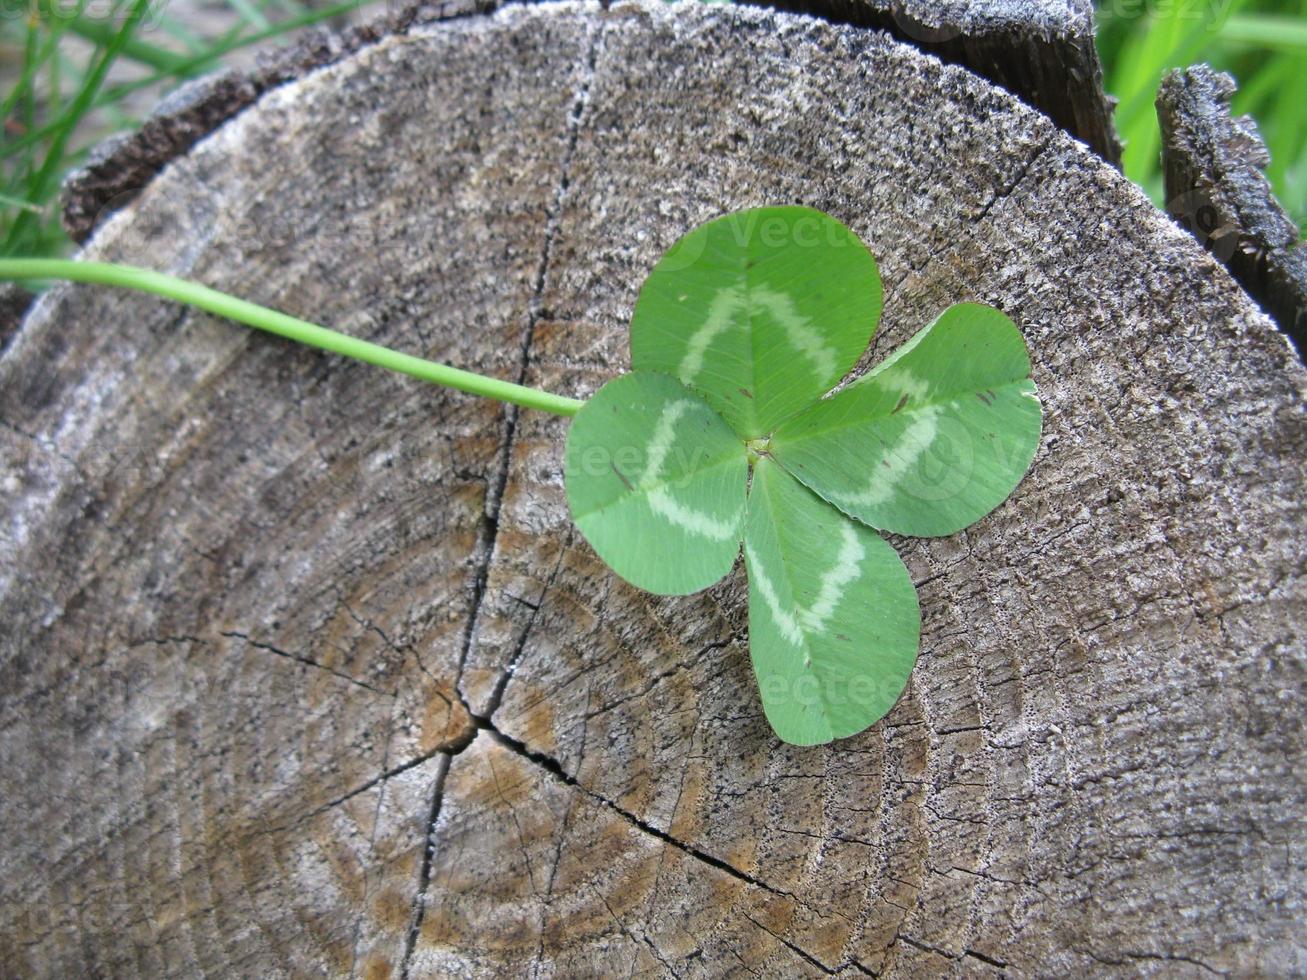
xmin=564 ymin=371 xmax=747 ymax=596
xmin=629 ymin=206 xmax=881 ymax=438
xmin=772 ymin=302 xmax=1042 ymax=537
xmin=565 ymin=206 xmax=1043 ymax=745
xmin=0 ymin=209 xmax=1039 ymax=749
xmin=745 ymin=457 xmax=920 ymax=745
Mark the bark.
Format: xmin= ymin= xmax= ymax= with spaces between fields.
xmin=3 ymin=2 xmax=1304 ymax=977
xmin=0 ymin=283 xmax=31 ymax=355
xmin=1157 ymin=64 xmax=1306 ymax=356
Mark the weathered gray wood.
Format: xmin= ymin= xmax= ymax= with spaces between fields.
xmin=59 ymin=0 xmax=1124 ymax=249
xmin=1158 ymin=64 xmax=1306 ymax=355
xmin=3 ymin=2 xmax=1304 ymax=977
xmin=753 ymin=0 xmax=1119 ymax=163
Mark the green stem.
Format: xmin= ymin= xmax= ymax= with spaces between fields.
xmin=0 ymin=259 xmax=584 ymax=418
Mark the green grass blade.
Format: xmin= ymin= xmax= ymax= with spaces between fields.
xmin=1221 ymin=13 xmax=1307 ymax=51
xmin=224 ymin=0 xmax=273 ymax=31
xmin=3 ymin=0 xmax=156 ymax=254
xmin=62 ymin=12 xmax=192 ymax=73
xmin=0 ymin=191 xmax=44 ymax=213
xmin=0 ymin=0 xmax=365 ymax=167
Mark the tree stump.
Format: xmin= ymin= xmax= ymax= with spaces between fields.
xmin=757 ymin=0 xmax=1121 ymax=164
xmin=1157 ymin=64 xmax=1306 ymax=355
xmin=2 ymin=2 xmax=1303 ymax=976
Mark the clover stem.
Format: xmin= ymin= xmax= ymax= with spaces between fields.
xmin=0 ymin=259 xmax=586 ymax=418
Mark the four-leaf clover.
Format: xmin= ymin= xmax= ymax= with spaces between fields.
xmin=0 ymin=207 xmax=1040 ymax=748
xmin=566 ymin=206 xmax=1043 ymax=745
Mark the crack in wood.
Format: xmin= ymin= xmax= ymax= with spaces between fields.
xmin=581 ymin=636 xmax=735 ymax=723
xmin=482 ymin=531 xmax=571 ymax=724
xmin=398 ymin=751 xmax=454 ymax=979
xmin=477 ymin=720 xmax=805 ymax=906
xmin=530 ymin=684 xmax=591 ymax=977
xmin=740 ymin=910 xmax=841 ymax=974
xmin=219 ymin=629 xmax=390 ymax=696
xmin=1088 ymin=948 xmax=1226 ymax=977
xmin=969 ymin=134 xmax=1056 ymax=227
xmin=398 ymin=23 xmax=602 ymax=977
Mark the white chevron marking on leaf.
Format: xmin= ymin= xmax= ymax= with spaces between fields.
xmin=831 ymin=368 xmax=940 ymax=509
xmin=745 ymin=543 xmax=804 ymax=649
xmin=748 ymin=522 xmax=867 ymax=667
xmin=752 ymin=285 xmax=837 ymax=382
xmin=677 ymin=284 xmax=838 ymax=386
xmin=640 ymin=398 xmax=688 ymax=485
xmin=798 ymin=523 xmax=864 ymax=634
xmin=648 ymin=487 xmax=738 ymax=540
xmin=678 ymin=286 xmax=743 ymax=383
xmin=639 ymin=399 xmax=737 ymax=541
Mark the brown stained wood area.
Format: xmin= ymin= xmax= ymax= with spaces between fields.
xmin=1 ymin=3 xmax=1304 ymax=977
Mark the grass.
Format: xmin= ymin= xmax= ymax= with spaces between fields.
xmin=0 ymin=0 xmax=380 ymax=258
xmin=1096 ymin=0 xmax=1307 ymax=229
xmin=0 ymin=0 xmax=1303 ymax=260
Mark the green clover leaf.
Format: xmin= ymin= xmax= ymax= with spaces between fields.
xmin=771 ymin=302 xmax=1042 ymax=537
xmin=745 ymin=458 xmax=919 ymax=745
xmin=564 ymin=371 xmax=747 ymax=596
xmin=565 ymin=206 xmax=1043 ymax=745
xmin=629 ymin=206 xmax=882 ymax=438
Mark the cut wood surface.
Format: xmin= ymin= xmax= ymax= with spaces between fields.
xmin=2 ymin=2 xmax=1304 ymax=976
xmin=57 ymin=0 xmax=1122 ymax=250
xmin=757 ymin=0 xmax=1120 ymax=163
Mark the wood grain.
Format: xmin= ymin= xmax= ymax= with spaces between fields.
xmin=2 ymin=3 xmax=1303 ymax=976
xmin=755 ymin=0 xmax=1120 ymax=163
